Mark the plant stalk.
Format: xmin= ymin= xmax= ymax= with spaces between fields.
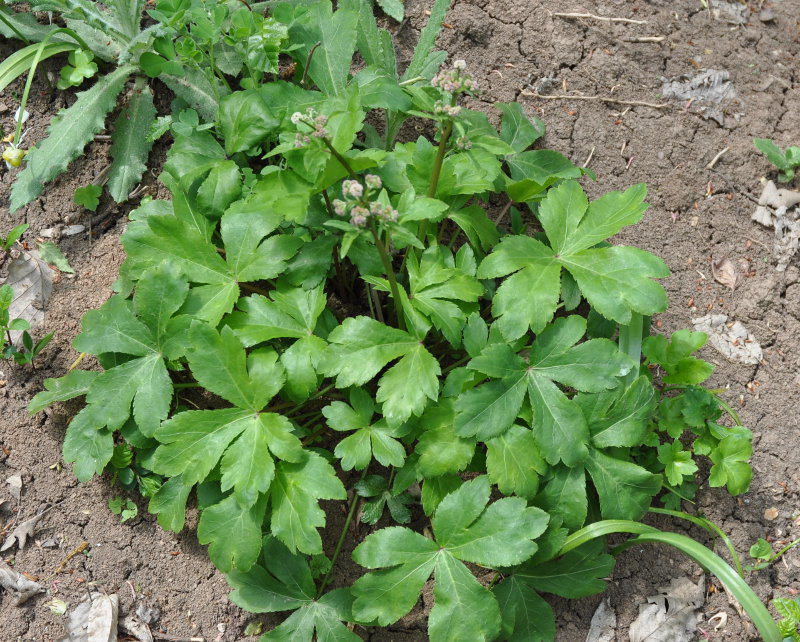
xmin=417 ymin=118 xmax=454 ymax=244
xmin=316 ymin=467 xmax=370 ymax=599
xmin=369 ymin=220 xmax=406 ymax=331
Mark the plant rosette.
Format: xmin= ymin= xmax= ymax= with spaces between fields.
xmin=27 ymin=1 xmax=755 ymax=640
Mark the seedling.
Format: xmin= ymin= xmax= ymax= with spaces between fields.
xmin=0 ymin=283 xmax=53 ymax=366
xmin=754 ymin=137 xmax=800 ymax=182
xmin=0 ymin=223 xmax=28 ymax=251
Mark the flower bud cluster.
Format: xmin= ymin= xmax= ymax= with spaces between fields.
xmin=434 ymin=101 xmax=461 ymax=117
xmin=333 ymin=174 xmax=398 ymax=228
xmin=431 ymin=59 xmax=479 ymax=95
xmin=290 ymin=107 xmax=329 ymax=148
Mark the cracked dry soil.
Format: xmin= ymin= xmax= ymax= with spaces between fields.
xmin=1 ymin=1 xmax=800 ymax=640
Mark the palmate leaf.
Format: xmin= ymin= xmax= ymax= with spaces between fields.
xmin=107 ymin=80 xmax=156 ymax=203
xmin=58 ymin=263 xmax=190 ymax=480
xmin=10 ymin=64 xmax=134 ymax=212
xmin=477 ymin=180 xmax=669 ymax=340
xmin=494 ymin=576 xmax=555 ymax=642
xmin=455 ymin=315 xmax=633 ymax=465
xmin=122 ymin=194 xmax=302 ymax=324
xmin=227 ymin=286 xmax=328 ymax=402
xmin=513 ymin=539 xmax=615 ymax=599
xmin=403 ymin=245 xmax=483 ymax=346
xmin=323 ymin=389 xmax=407 ymax=471
xmin=150 ymin=321 xmax=343 ymax=562
xmin=321 ymin=316 xmax=440 ymax=426
xmin=352 ymin=477 xmax=548 ymax=641
xmin=28 ymin=369 xmax=97 ymax=414
xmin=227 ymin=537 xmax=359 ymax=641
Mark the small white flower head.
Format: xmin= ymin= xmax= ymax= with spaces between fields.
xmin=453 ymin=59 xmax=467 ymax=70
xmin=290 ymin=111 xmax=303 ymax=125
xmin=369 ymin=201 xmax=384 ymax=215
xmin=381 ymin=207 xmax=399 ymax=223
xmin=315 ymin=114 xmax=328 ymax=127
xmin=342 ymin=179 xmax=364 ymax=199
xmin=350 ymin=206 xmax=369 ymax=227
xmin=364 ymin=174 xmax=382 ymax=190
xmin=446 ymin=105 xmax=462 ymax=117
xmin=332 ymin=199 xmax=347 ymax=216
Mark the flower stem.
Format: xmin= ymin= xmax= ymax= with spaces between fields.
xmin=321 ymin=137 xmax=357 ymax=179
xmin=316 ymin=466 xmax=370 ymax=599
xmin=369 ymin=220 xmax=406 ymax=331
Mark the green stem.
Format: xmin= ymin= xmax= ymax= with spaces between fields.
xmin=316 ymin=467 xmax=370 ymax=599
xmin=15 ymin=28 xmax=91 ymax=145
xmin=417 ymin=118 xmax=454 ymax=243
xmin=321 ymin=136 xmax=357 ymax=179
xmin=369 ymin=220 xmax=406 ymax=331
xmin=272 ymin=383 xmax=337 ymax=415
xmin=301 ymin=41 xmax=321 ymax=89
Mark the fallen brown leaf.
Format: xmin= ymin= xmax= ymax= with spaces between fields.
xmin=711 ymin=257 xmax=738 ymax=290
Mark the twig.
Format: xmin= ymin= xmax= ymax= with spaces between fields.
xmin=622 ymin=35 xmax=665 ymax=42
xmin=42 ymin=541 xmax=88 ymax=582
xmin=521 ymin=90 xmax=669 ymax=109
xmin=153 ymin=634 xmax=204 ymax=642
xmin=553 ymin=12 xmax=647 ymax=24
xmin=582 ymin=146 xmax=596 ymax=168
xmin=705 ymin=147 xmax=730 ymax=170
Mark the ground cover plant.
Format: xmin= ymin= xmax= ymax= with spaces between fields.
xmin=23 ymin=0 xmax=774 ymax=639
xmin=0 ymin=0 xmax=287 ymax=212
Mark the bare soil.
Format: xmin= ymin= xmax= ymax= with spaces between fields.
xmin=1 ymin=1 xmax=800 ymax=640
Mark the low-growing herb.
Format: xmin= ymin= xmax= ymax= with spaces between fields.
xmin=754 ymin=137 xmax=800 ymax=183
xmin=27 ymin=1 xmax=758 ymax=640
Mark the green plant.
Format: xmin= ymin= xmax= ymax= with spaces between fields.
xmin=0 ymin=223 xmax=28 ymax=251
xmin=27 ymin=1 xmax=757 ymax=639
xmin=0 ymin=0 xmax=240 ymax=212
xmin=0 ymin=283 xmax=54 ymax=365
xmin=754 ymin=137 xmax=800 ymax=182
xmin=775 ymin=596 xmax=800 ymax=641
xmin=108 ymin=496 xmax=138 ymax=523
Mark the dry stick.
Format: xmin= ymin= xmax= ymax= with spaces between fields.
xmin=582 ymin=146 xmax=596 ymax=168
xmin=520 ymin=89 xmax=670 ymax=109
xmin=553 ymin=12 xmax=647 ymax=24
xmin=153 ymin=634 xmax=205 ymax=642
xmin=705 ymin=147 xmax=730 ymax=170
xmin=622 ymin=35 xmax=666 ymax=42
xmin=43 ymin=541 xmax=89 ymax=582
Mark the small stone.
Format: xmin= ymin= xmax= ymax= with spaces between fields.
xmin=764 ymin=507 xmax=780 ymax=520
xmin=759 ymin=8 xmax=776 ymax=22
xmin=0 ymin=103 xmax=8 ymax=113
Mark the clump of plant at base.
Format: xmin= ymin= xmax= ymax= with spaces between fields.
xmin=28 ymin=0 xmax=761 ymax=640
